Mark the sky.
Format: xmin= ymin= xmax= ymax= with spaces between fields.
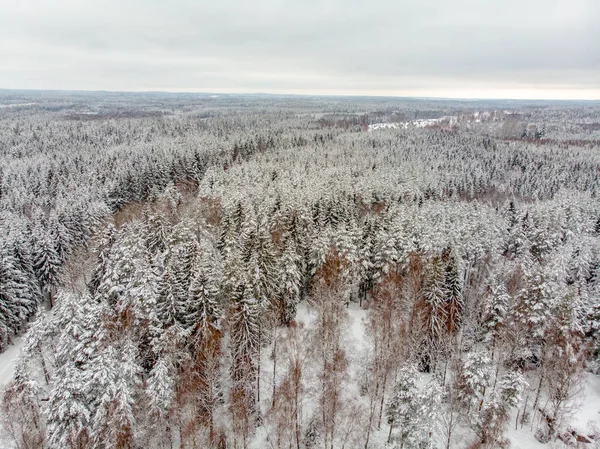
xmin=1 ymin=0 xmax=599 ymax=100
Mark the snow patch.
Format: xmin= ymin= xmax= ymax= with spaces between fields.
xmin=0 ymin=337 xmax=23 ymax=388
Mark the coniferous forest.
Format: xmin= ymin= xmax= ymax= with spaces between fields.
xmin=1 ymin=91 xmax=600 ymax=448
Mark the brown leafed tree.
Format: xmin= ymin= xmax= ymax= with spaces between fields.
xmin=1 ymin=361 xmax=45 ymax=449
xmin=266 ymin=322 xmax=307 ymax=449
xmin=363 ymin=267 xmax=408 ymax=448
xmin=309 ymin=249 xmax=351 ymax=449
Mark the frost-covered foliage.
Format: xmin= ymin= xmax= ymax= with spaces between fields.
xmin=1 ymin=92 xmax=600 ymax=448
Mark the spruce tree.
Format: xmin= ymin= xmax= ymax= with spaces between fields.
xmin=32 ymin=233 xmax=61 ymax=308
xmin=444 ymin=246 xmax=464 ymax=334
xmin=278 ymin=238 xmax=302 ymax=324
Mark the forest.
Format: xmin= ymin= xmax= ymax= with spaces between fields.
xmin=1 ymin=91 xmax=600 ymax=449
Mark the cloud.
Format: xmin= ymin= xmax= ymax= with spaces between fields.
xmin=0 ymin=0 xmax=598 ymax=99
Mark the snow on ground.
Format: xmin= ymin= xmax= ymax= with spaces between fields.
xmin=0 ymin=103 xmax=37 ymax=109
xmin=368 ymin=115 xmax=459 ymax=132
xmin=0 ymin=337 xmax=23 ymax=388
xmin=504 ymin=375 xmax=600 ymax=449
xmin=572 ymin=374 xmax=600 ymax=435
xmin=301 ymin=302 xmax=600 ymax=448
xmin=0 ymin=338 xmax=23 ymax=449
xmin=368 ymin=110 xmax=509 ymax=132
xmin=1 ymin=299 xmax=599 ymax=449
xmin=507 ymin=426 xmax=548 ymax=449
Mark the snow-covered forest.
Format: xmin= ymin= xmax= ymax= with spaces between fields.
xmin=1 ymin=91 xmax=600 ymax=449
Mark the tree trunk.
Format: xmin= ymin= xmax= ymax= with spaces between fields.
xmin=387 ymin=421 xmax=394 ymax=444
xmin=272 ymin=332 xmax=277 ymax=408
xmin=531 ymin=372 xmax=544 ymax=431
xmin=442 ymin=356 xmax=449 ymax=387
xmin=257 ymin=322 xmax=262 ymax=404
xmin=520 ymin=394 xmax=529 ymax=429
xmin=377 ymin=369 xmax=389 ymax=428
xmin=445 ymin=410 xmax=454 ymax=449
xmin=39 ymin=346 xmax=51 ymax=384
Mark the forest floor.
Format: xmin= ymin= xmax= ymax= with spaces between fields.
xmin=0 ymin=336 xmax=23 ymax=388
xmin=504 ymin=374 xmax=600 ymax=449
xmin=1 ymin=302 xmax=599 ymax=448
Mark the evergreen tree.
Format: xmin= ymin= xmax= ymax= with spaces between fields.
xmin=46 ymin=292 xmax=101 ymax=449
xmin=444 ymin=246 xmax=463 ymax=334
xmin=89 ymin=224 xmax=117 ymax=295
xmin=156 ymin=269 xmax=183 ymax=328
xmin=386 ymin=364 xmax=441 ymax=448
xmin=187 ymin=262 xmax=221 ymax=332
xmin=512 ymin=262 xmax=552 ymax=347
xmin=421 ymin=256 xmax=448 ymax=369
xmin=229 ymin=284 xmax=260 ymax=446
xmin=278 ymin=238 xmax=302 ymax=324
xmin=32 ymin=232 xmax=61 ymax=307
xmin=89 ymin=341 xmax=141 ymax=448
xmin=0 ymin=249 xmax=31 ymax=345
xmin=482 ymin=282 xmax=509 ymax=347
xmin=146 ymin=355 xmax=176 ymax=447
xmin=455 ymin=351 xmax=492 ymax=421
xmin=479 ymin=371 xmax=526 ymax=446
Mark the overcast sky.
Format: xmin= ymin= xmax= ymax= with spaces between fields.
xmin=1 ymin=0 xmax=599 ymax=99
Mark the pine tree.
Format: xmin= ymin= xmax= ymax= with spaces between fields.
xmin=386 ymin=364 xmax=420 ymax=445
xmin=23 ymin=311 xmax=53 ymax=384
xmin=96 ymin=224 xmax=159 ymax=319
xmin=147 ymin=356 xmax=176 ymax=421
xmin=187 ymin=261 xmax=223 ymax=445
xmin=144 ymin=213 xmax=170 ymax=254
xmin=9 ymin=237 xmax=42 ymax=310
xmin=165 ymin=244 xmax=196 ymax=324
xmin=146 ymin=355 xmax=176 ymax=447
xmin=357 ymin=218 xmax=376 ymax=303
xmin=49 ymin=212 xmax=73 ymax=263
xmin=483 ymin=283 xmax=509 ymax=342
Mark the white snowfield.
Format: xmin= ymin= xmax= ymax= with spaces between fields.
xmin=368 ymin=110 xmax=501 ymax=132
xmin=0 ymin=103 xmax=37 ymax=109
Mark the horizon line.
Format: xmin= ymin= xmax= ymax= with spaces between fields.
xmin=1 ymin=87 xmax=599 ymax=103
